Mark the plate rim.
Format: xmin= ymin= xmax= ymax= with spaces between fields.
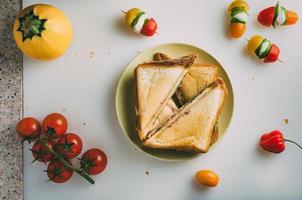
xmin=115 ymin=42 xmax=234 ymax=161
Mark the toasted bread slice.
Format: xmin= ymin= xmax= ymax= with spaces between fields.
xmin=153 ymin=53 xmax=218 ymax=103
xmin=135 ymin=55 xmax=196 ymax=141
xmin=178 ymin=64 xmax=217 ymax=103
xmin=143 ymin=78 xmax=227 ymax=152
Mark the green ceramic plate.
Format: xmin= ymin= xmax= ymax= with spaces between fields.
xmin=115 ymin=43 xmax=234 ymax=161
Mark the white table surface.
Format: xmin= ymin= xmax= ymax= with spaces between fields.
xmin=23 ymin=0 xmax=302 ymax=199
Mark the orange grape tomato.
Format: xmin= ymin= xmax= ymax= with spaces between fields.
xmin=195 ymin=170 xmax=219 ymax=187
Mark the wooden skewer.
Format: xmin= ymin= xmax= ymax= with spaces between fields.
xmin=278 ymin=58 xmax=284 ymax=63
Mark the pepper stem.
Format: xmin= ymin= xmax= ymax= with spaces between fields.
xmin=284 ymin=139 xmax=302 ymax=150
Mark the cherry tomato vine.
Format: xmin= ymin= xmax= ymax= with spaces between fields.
xmin=16 ymin=113 xmax=107 ymax=184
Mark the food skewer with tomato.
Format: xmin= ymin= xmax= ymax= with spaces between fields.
xmin=122 ymin=8 xmax=158 ymax=37
xmin=246 ymin=35 xmax=281 ymax=63
xmin=228 ymin=0 xmax=249 ymax=38
xmin=258 ymin=2 xmax=298 ymax=28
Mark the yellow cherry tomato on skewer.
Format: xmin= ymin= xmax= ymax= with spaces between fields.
xmin=228 ymin=0 xmax=249 ymax=38
xmin=228 ymin=0 xmax=249 ymax=12
xmin=122 ymin=8 xmax=158 ymax=37
xmin=246 ymin=35 xmax=263 ymax=54
xmin=246 ymin=35 xmax=281 ymax=63
xmin=124 ymin=8 xmax=140 ymax=27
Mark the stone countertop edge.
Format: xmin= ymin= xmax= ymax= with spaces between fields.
xmin=0 ymin=0 xmax=23 ymax=200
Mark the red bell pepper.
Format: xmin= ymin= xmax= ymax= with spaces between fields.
xmin=260 ymin=130 xmax=302 ymax=153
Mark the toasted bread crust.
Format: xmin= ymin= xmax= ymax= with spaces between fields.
xmin=143 ymin=136 xmax=201 ymax=152
xmin=153 ymin=52 xmax=171 ymax=61
xmin=199 ymin=78 xmax=227 ymax=152
xmin=134 ymin=55 xmax=196 ymax=141
xmin=141 ymin=54 xmax=196 ymax=68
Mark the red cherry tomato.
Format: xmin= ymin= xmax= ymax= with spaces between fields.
xmin=16 ymin=117 xmax=41 ymax=140
xmin=42 ymin=113 xmax=68 ymax=138
xmin=31 ymin=139 xmax=55 ymax=163
xmin=141 ymin=18 xmax=157 ymax=36
xmin=56 ymin=133 xmax=83 ymax=159
xmin=258 ymin=7 xmax=275 ymax=27
xmin=264 ymin=44 xmax=280 ymax=63
xmin=81 ymin=148 xmax=107 ymax=175
xmin=47 ymin=159 xmax=73 ymax=183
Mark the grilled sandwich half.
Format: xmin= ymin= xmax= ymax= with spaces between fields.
xmin=143 ymin=78 xmax=227 ymax=152
xmin=134 ymin=54 xmax=196 ymax=141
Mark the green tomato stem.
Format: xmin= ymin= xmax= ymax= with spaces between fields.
xmin=17 ymin=10 xmax=47 ymax=41
xmin=40 ymin=138 xmax=95 ymax=184
xmin=55 ymin=154 xmax=95 ymax=184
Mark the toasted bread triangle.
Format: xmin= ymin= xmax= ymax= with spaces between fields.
xmin=154 ymin=52 xmax=218 ymax=104
xmin=135 ymin=55 xmax=196 ymax=141
xmin=143 ymin=78 xmax=227 ymax=152
xmin=179 ymin=64 xmax=217 ymax=103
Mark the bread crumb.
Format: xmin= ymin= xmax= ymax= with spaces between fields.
xmin=145 ymin=171 xmax=150 ymax=175
xmin=284 ymin=118 xmax=289 ymax=124
xmin=89 ymin=52 xmax=95 ymax=58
